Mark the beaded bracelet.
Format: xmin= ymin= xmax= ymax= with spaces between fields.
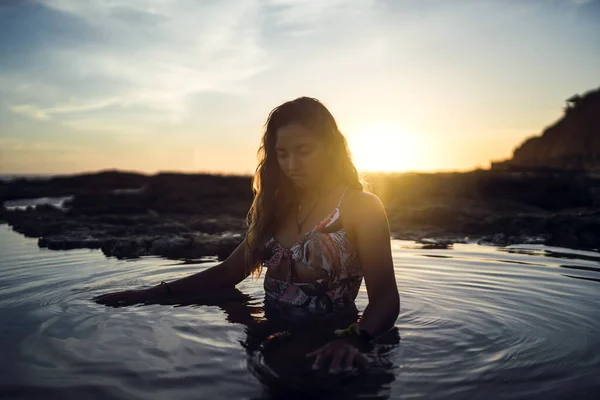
xmin=334 ymin=323 xmax=374 ymax=344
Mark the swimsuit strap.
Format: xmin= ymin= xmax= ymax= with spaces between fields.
xmin=336 ymin=187 xmax=348 ymax=209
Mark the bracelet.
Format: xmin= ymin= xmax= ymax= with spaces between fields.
xmin=333 ymin=323 xmax=374 ymax=344
xmin=160 ymin=281 xmax=172 ymax=297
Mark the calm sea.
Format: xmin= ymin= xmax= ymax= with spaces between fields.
xmin=0 ymin=223 xmax=599 ymax=399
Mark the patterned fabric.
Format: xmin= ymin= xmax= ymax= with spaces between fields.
xmin=263 ymin=188 xmax=363 ymax=315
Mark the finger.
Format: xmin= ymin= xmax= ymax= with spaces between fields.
xmin=94 ymin=296 xmax=114 ymax=304
xmin=312 ymin=353 xmax=325 ymax=371
xmin=311 ymin=347 xmax=331 ymax=370
xmin=328 ymin=347 xmax=347 ymax=374
xmin=95 ymin=292 xmax=121 ymax=301
xmin=99 ymin=297 xmax=122 ymax=305
xmin=306 ymin=345 xmax=326 ymax=358
xmin=93 ymin=293 xmax=113 ymax=301
xmin=96 ymin=295 xmax=128 ymax=306
xmin=342 ymin=347 xmax=357 ymax=372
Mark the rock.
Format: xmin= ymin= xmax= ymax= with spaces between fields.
xmin=492 ymin=86 xmax=600 ymax=172
xmin=96 ymin=233 xmax=243 ymax=260
xmin=492 ymin=233 xmax=506 ymax=246
xmin=39 ymin=235 xmax=103 ymax=250
xmin=416 ymin=237 xmax=455 ymax=249
xmin=3 ymin=166 xmax=599 ymax=258
xmin=2 ymin=199 xmax=247 ymax=260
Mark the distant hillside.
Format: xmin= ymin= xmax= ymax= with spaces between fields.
xmin=492 ymin=86 xmax=600 ymax=172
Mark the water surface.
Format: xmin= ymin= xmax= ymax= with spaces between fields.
xmin=0 ymin=224 xmax=599 ymax=399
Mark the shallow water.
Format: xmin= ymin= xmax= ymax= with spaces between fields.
xmin=1 ymin=224 xmax=599 ymax=399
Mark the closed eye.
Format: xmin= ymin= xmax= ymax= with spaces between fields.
xmin=297 ymin=145 xmax=313 ymax=155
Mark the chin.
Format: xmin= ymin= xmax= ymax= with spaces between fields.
xmin=291 ymin=181 xmax=306 ymax=188
xmin=287 ymin=174 xmax=317 ymax=189
xmin=288 ymin=175 xmax=306 ymax=184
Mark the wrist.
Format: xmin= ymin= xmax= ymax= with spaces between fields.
xmin=334 ymin=323 xmax=373 ymax=340
xmin=159 ymin=281 xmax=172 ymax=297
xmin=333 ymin=323 xmax=375 ymax=350
xmin=145 ymin=282 xmax=171 ymax=299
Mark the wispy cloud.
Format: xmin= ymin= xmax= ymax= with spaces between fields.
xmin=2 ymin=0 xmax=391 ymax=127
xmin=1 ymin=0 xmax=599 ymax=174
xmin=10 ymin=98 xmax=120 ymax=120
xmin=3 ymin=0 xmax=268 ymax=123
xmin=0 ymin=137 xmax=90 ymax=153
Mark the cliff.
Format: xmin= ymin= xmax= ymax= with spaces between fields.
xmin=492 ymin=86 xmax=600 ymax=172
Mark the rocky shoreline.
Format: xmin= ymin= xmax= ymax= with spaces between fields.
xmin=4 ymin=205 xmax=245 ymax=261
xmin=1 ymin=170 xmax=599 ymax=260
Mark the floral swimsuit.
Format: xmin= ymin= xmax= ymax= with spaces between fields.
xmin=263 ymin=188 xmax=363 ymax=315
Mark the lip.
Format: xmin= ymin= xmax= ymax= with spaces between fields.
xmin=290 ymin=174 xmax=304 ymax=180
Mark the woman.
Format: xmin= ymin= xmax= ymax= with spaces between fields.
xmin=95 ymin=97 xmax=400 ymax=375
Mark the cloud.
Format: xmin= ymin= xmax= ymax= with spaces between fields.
xmin=1 ymin=0 xmax=392 ymax=128
xmin=9 ymin=98 xmax=120 ymax=120
xmin=2 ymin=0 xmax=599 ymax=175
xmin=266 ymin=0 xmax=361 ymax=27
xmin=8 ymin=105 xmax=50 ymax=120
xmin=2 ymin=0 xmax=268 ymax=124
xmin=0 ymin=137 xmax=92 ymax=153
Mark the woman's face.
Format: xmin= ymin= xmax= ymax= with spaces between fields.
xmin=275 ymin=124 xmax=329 ymax=189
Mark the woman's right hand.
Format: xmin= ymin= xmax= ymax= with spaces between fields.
xmin=93 ymin=289 xmax=149 ymax=307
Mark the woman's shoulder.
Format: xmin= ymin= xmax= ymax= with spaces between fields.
xmin=343 ymin=189 xmax=384 ymax=209
xmin=340 ymin=189 xmax=386 ymax=224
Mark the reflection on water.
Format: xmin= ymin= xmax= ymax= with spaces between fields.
xmin=1 ymin=224 xmax=599 ymax=399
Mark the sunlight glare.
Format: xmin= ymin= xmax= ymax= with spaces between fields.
xmin=348 ymin=123 xmax=419 ymax=172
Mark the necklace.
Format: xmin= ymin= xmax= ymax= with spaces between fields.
xmin=295 ymin=197 xmax=320 ymax=234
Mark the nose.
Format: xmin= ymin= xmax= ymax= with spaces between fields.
xmin=288 ymin=154 xmax=300 ymax=172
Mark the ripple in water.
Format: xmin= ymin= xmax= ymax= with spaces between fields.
xmin=1 ymin=225 xmax=599 ymax=400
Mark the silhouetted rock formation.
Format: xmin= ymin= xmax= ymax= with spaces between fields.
xmin=0 ymin=170 xmax=148 ymax=202
xmin=367 ymin=171 xmax=600 ymax=250
xmin=2 ymin=170 xmax=600 ymax=256
xmin=1 ymin=172 xmax=252 ymax=260
xmin=492 ymin=86 xmax=600 ymax=172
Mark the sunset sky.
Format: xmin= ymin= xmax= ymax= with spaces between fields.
xmin=1 ymin=0 xmax=599 ymax=175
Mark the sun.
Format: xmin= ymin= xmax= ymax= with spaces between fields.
xmin=347 ymin=122 xmax=419 ymax=173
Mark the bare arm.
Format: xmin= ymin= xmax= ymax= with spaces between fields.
xmin=152 ymin=239 xmax=250 ymax=297
xmin=305 ymin=192 xmax=400 ymax=374
xmin=95 ymin=239 xmax=251 ymax=306
xmin=349 ymin=192 xmax=400 ymax=337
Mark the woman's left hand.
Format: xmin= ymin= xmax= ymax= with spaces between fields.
xmin=306 ymin=338 xmax=369 ymax=374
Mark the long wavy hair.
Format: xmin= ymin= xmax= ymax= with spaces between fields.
xmin=244 ymin=97 xmax=364 ymax=277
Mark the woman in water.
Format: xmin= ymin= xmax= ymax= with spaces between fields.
xmin=95 ymin=97 xmax=400 ymax=375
